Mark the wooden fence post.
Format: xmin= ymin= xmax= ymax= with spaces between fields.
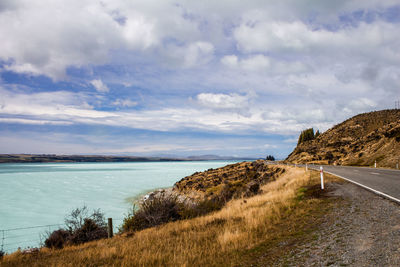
xmin=108 ymin=218 xmax=113 ymax=238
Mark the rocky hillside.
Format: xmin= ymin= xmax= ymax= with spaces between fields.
xmin=173 ymin=160 xmax=285 ymax=200
xmin=286 ymin=109 xmax=400 ymax=168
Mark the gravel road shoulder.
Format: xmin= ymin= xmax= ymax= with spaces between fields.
xmin=281 ymin=181 xmax=400 ymax=266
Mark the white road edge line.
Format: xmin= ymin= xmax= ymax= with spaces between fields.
xmin=324 ymin=171 xmax=400 ymax=204
xmin=371 ymin=172 xmax=380 ymax=175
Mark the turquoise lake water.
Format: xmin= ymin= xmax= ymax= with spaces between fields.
xmin=0 ymin=160 xmax=240 ymax=253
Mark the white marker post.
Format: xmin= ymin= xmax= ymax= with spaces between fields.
xmin=320 ymin=166 xmax=324 ymax=190
xmin=375 ymin=160 xmax=377 ymax=168
xmin=305 ymin=163 xmax=308 ymax=172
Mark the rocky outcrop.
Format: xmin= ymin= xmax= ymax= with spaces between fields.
xmin=173 ymin=160 xmax=285 ymax=200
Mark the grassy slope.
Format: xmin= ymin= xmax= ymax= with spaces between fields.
xmin=174 ymin=160 xmax=285 ymax=200
xmin=287 ymin=109 xmax=400 ymax=168
xmin=1 ymin=167 xmax=340 ymax=267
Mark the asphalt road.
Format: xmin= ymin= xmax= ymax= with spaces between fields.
xmin=307 ymin=164 xmax=400 ymax=203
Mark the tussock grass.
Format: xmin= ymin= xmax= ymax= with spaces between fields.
xmin=1 ymin=166 xmax=337 ymax=267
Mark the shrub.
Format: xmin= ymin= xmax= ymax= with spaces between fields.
xmin=246 ymin=181 xmax=260 ymax=196
xmin=68 ymin=218 xmax=108 ymax=245
xmin=44 ymin=229 xmax=69 ymax=249
xmin=0 ymin=250 xmax=4 ymax=259
xmin=325 ymin=152 xmax=334 ymax=160
xmin=44 ymin=206 xmax=108 ymax=249
xmin=121 ymin=194 xmax=183 ymax=232
xmin=121 ymin=193 xmax=226 ymax=233
xmin=217 ymin=182 xmax=243 ymax=202
xmin=297 ymin=128 xmax=315 ymax=145
xmin=65 ymin=206 xmax=106 ymax=232
xmin=266 ymin=155 xmax=275 ymax=161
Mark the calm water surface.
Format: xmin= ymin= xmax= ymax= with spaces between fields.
xmin=0 ymin=160 xmax=240 ymax=252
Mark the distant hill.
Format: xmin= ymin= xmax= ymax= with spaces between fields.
xmin=0 ymin=154 xmax=186 ymax=163
xmin=286 ymin=109 xmax=400 ymax=168
xmin=186 ymin=155 xmax=256 ymax=161
xmin=0 ymin=154 xmax=254 ymax=163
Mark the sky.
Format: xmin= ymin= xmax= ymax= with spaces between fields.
xmin=0 ymin=0 xmax=399 ymax=159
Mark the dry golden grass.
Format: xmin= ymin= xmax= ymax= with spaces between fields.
xmin=1 ymin=166 xmax=338 ymax=267
xmin=287 ymin=109 xmax=400 ymax=168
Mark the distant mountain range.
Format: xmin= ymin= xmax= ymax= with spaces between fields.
xmin=0 ymin=154 xmax=257 ymax=163
xmin=186 ymin=155 xmax=255 ymax=160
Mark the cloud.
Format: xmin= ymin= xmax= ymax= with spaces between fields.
xmin=122 ymin=13 xmax=158 ymax=49
xmin=0 ymin=86 xmax=313 ymax=135
xmin=283 ymin=138 xmax=298 ymax=143
xmin=0 ymin=88 xmax=114 ymax=122
xmin=221 ymin=54 xmax=308 ymax=74
xmin=112 ymin=99 xmax=138 ymax=108
xmin=162 ymin=41 xmax=214 ymax=68
xmin=264 ymin=144 xmax=278 ymax=149
xmin=234 ymin=21 xmax=310 ymax=53
xmin=0 ymin=1 xmax=400 ymax=157
xmin=0 ymin=1 xmax=122 ymax=79
xmin=240 ymin=55 xmax=270 ymax=71
xmin=0 ymin=117 xmax=73 ymax=126
xmin=90 ymin=79 xmax=110 ymax=93
xmin=0 ymin=0 xmax=399 ymax=80
xmin=0 ymin=0 xmax=214 ymax=78
xmin=346 ymin=98 xmax=377 ymax=113
xmin=220 ymin=55 xmax=238 ymax=68
xmin=0 ymin=129 xmax=291 ymax=158
xmin=196 ymin=92 xmax=253 ymax=109
xmin=184 ymin=42 xmax=214 ymax=67
xmin=233 ymin=18 xmax=400 ymax=65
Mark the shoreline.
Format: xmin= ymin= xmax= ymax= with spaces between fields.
xmin=126 ymin=187 xmax=174 ymax=205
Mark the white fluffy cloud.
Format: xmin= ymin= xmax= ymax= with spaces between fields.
xmin=233 ymin=19 xmax=400 ymax=64
xmin=0 ymin=86 xmax=326 ymax=135
xmin=0 ymin=0 xmax=399 ymax=80
xmin=0 ymin=1 xmax=400 ymax=156
xmin=0 ymin=88 xmax=113 ymax=123
xmin=122 ymin=14 xmax=158 ymax=50
xmin=196 ymin=92 xmax=253 ymax=109
xmin=90 ymin=79 xmax=109 ymax=93
xmin=0 ymin=0 xmax=205 ymax=78
xmin=0 ymin=1 xmax=122 ymax=78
